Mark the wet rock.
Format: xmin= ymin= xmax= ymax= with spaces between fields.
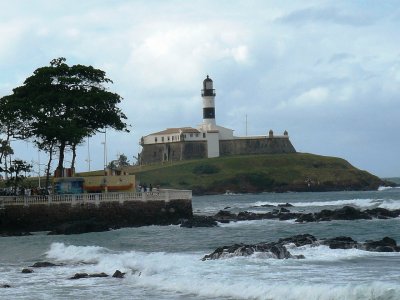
xmin=278 ymin=234 xmax=317 ymax=247
xmin=48 ymin=220 xmax=110 ymax=235
xmin=322 ymin=236 xmax=358 ymax=249
xmin=260 ymin=204 xmax=275 ymax=207
xmin=364 ymin=237 xmax=400 ymax=252
xmin=278 ymin=203 xmax=293 ymax=207
xmin=279 ymin=207 xmax=290 ymax=213
xmin=295 ymin=213 xmax=316 ymax=223
xmin=0 ymin=231 xmax=32 ymax=237
xmin=364 ymin=208 xmax=400 ymax=219
xmin=21 ymin=268 xmax=34 ymax=273
xmin=30 ymin=262 xmax=59 ymax=268
xmin=180 ymin=216 xmax=218 ymax=228
xmin=1 ymin=284 xmax=11 ymax=288
xmin=70 ymin=273 xmax=89 ymax=280
xmin=318 ymin=206 xmax=371 ymax=221
xmin=214 ymin=210 xmax=237 ymax=220
xmin=202 ymin=238 xmax=299 ymax=261
xmin=89 ymin=272 xmax=109 ymax=278
xmin=112 ymin=270 xmax=125 ymax=278
xmin=69 ymin=272 xmax=109 ymax=280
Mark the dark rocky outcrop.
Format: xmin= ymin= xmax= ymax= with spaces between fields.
xmin=112 ymin=270 xmax=125 ymax=278
xmin=363 ymin=237 xmax=400 ymax=252
xmin=1 ymin=284 xmax=11 ymax=288
xmin=0 ymin=231 xmax=32 ymax=237
xmin=180 ymin=216 xmax=218 ymax=228
xmin=48 ymin=220 xmax=112 ymax=235
xmin=321 ymin=236 xmax=358 ymax=249
xmin=278 ymin=203 xmax=293 ymax=207
xmin=202 ymin=234 xmax=400 ymax=260
xmin=183 ymin=206 xmax=400 ymax=228
xmin=30 ymin=262 xmax=59 ymax=268
xmin=21 ymin=268 xmax=34 ymax=274
xmin=69 ymin=272 xmax=109 ymax=280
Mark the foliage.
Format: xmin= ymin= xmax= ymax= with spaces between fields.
xmin=0 ymin=57 xmax=129 ymax=174
xmin=107 ymin=154 xmax=130 ymax=169
xmin=5 ymin=159 xmax=32 ymax=194
xmin=130 ymin=153 xmax=383 ymax=194
xmin=192 ymin=164 xmax=220 ymax=175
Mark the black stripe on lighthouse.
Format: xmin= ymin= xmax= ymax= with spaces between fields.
xmin=203 ymin=107 xmax=215 ymax=119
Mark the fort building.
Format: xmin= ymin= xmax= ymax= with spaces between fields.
xmin=139 ymin=76 xmax=296 ymax=165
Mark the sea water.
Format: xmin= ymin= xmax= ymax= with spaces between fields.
xmin=1 ymin=189 xmax=400 ymax=299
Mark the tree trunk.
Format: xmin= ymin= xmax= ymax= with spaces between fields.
xmin=71 ymin=143 xmax=76 ymax=174
xmin=57 ymin=141 xmax=66 ymax=175
xmin=45 ymin=143 xmax=54 ymax=193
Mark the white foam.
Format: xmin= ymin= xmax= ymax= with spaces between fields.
xmin=254 ymin=198 xmax=400 ymax=209
xmin=41 ymin=243 xmax=400 ymax=300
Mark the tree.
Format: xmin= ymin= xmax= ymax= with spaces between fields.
xmin=117 ymin=154 xmax=130 ymax=167
xmin=6 ymin=159 xmax=32 ymax=194
xmin=1 ymin=58 xmax=129 ymax=176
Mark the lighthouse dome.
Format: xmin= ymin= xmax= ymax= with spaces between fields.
xmin=203 ymin=75 xmax=213 ymax=90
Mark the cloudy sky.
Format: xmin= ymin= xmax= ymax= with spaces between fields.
xmin=1 ymin=0 xmax=399 ymax=177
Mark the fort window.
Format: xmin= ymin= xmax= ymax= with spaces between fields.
xmin=168 ymin=136 xmax=170 ymax=141
xmin=155 ymin=137 xmax=158 ymax=143
xmin=190 ymin=133 xmax=193 ymax=137
xmin=195 ymin=133 xmax=199 ymax=137
xmin=203 ymin=133 xmax=206 ymax=138
xmin=162 ymin=137 xmax=164 ymax=142
xmin=172 ymin=136 xmax=174 ymax=141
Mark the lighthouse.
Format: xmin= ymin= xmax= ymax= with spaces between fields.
xmin=201 ymin=75 xmax=216 ymax=130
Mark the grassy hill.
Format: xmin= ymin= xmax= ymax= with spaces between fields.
xmin=123 ymin=153 xmax=384 ymax=195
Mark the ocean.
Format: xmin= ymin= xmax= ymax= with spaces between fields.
xmin=1 ymin=188 xmax=400 ymax=300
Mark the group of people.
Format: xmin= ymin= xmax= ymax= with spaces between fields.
xmin=138 ymin=183 xmax=159 ymax=193
xmin=0 ymin=187 xmax=50 ymax=196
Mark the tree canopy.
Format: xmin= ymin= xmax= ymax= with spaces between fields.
xmin=0 ymin=57 xmax=129 ymax=175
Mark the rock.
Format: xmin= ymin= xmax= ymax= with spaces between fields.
xmin=89 ymin=272 xmax=109 ymax=278
xmin=260 ymin=204 xmax=275 ymax=207
xmin=0 ymin=231 xmax=32 ymax=237
xmin=21 ymin=268 xmax=33 ymax=273
xmin=364 ymin=237 xmax=400 ymax=252
xmin=322 ymin=236 xmax=358 ymax=249
xmin=112 ymin=270 xmax=125 ymax=278
xmin=278 ymin=234 xmax=317 ymax=247
xmin=202 ymin=236 xmax=305 ymax=261
xmin=1 ymin=284 xmax=11 ymax=288
xmin=30 ymin=262 xmax=59 ymax=268
xmin=278 ymin=203 xmax=293 ymax=207
xmin=70 ymin=273 xmax=89 ymax=280
xmin=295 ymin=213 xmax=316 ymax=223
xmin=279 ymin=207 xmax=290 ymax=213
xmin=69 ymin=272 xmax=108 ymax=280
xmin=214 ymin=210 xmax=237 ymax=220
xmin=48 ymin=220 xmax=110 ymax=235
xmin=223 ymin=206 xmax=231 ymax=210
xmin=329 ymin=206 xmax=371 ymax=221
xmin=364 ymin=208 xmax=400 ymax=219
xmin=180 ymin=216 xmax=218 ymax=228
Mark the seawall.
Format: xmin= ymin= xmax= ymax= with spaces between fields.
xmin=0 ymin=194 xmax=192 ymax=233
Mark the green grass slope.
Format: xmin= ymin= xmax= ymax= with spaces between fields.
xmin=126 ymin=153 xmax=383 ymax=195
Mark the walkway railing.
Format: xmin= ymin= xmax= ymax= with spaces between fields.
xmin=0 ymin=189 xmax=192 ymax=207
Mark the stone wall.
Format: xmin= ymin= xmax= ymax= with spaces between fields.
xmin=0 ymin=199 xmax=192 ymax=232
xmin=140 ymin=141 xmax=207 ymax=164
xmin=219 ymin=138 xmax=296 ymax=156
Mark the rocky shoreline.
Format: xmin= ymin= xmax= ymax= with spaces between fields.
xmin=202 ymin=234 xmax=400 ymax=260
xmin=2 ymin=204 xmax=399 ymax=235
xmin=180 ymin=205 xmax=400 ymax=228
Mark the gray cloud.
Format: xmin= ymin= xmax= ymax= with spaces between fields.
xmin=1 ymin=1 xmax=400 ymax=177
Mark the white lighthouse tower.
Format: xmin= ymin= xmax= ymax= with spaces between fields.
xmin=201 ymin=75 xmax=216 ymax=130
